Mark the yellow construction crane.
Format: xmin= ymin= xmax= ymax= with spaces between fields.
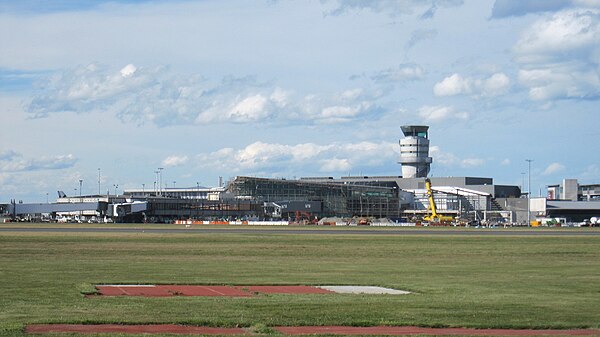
xmin=423 ymin=178 xmax=455 ymax=223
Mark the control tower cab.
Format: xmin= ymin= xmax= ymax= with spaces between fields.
xmin=398 ymin=125 xmax=433 ymax=178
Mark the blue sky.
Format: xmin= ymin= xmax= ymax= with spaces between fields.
xmin=1 ymin=0 xmax=599 ymax=202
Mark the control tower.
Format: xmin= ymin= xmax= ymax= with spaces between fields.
xmin=398 ymin=125 xmax=433 ymax=178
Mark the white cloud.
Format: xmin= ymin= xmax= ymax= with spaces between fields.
xmin=433 ymin=73 xmax=471 ymax=96
xmin=491 ymin=0 xmax=571 ymax=18
xmin=543 ymin=162 xmax=566 ymax=175
xmin=295 ymin=91 xmax=381 ymax=125
xmin=501 ymin=158 xmax=511 ymax=165
xmin=161 ymin=155 xmax=189 ymax=167
xmin=461 ymin=158 xmax=485 ymax=167
xmin=27 ymin=63 xmax=156 ymax=119
xmin=120 ymin=64 xmax=137 ymax=77
xmin=418 ymin=105 xmax=469 ymax=122
xmin=433 ymin=72 xmax=510 ymax=97
xmin=518 ymin=65 xmax=600 ymax=101
xmin=491 ymin=0 xmax=600 ymax=18
xmin=579 ymin=164 xmax=600 ymax=181
xmin=371 ymin=64 xmax=425 ymax=83
xmin=430 ymin=146 xmax=458 ymax=166
xmin=27 ymin=64 xmax=384 ymax=127
xmin=514 ymin=9 xmax=600 ymax=63
xmin=0 ymin=150 xmax=76 ymax=172
xmin=320 ymin=158 xmax=351 ymax=172
xmin=430 ymin=146 xmax=485 ymax=168
xmin=196 ymin=141 xmax=397 ymax=175
xmin=514 ymin=9 xmax=600 ymax=101
xmin=270 ymin=87 xmax=290 ymax=108
xmin=482 ymin=73 xmax=511 ymax=96
xmin=227 ymin=94 xmax=269 ymax=122
xmin=321 ymin=103 xmax=369 ymax=119
xmin=323 ymin=0 xmax=464 ymax=18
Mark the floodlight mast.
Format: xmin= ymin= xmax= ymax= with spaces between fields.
xmin=158 ymin=167 xmax=164 ymax=196
xmin=526 ymin=159 xmax=533 ymax=227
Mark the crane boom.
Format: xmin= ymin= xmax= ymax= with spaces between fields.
xmin=425 ymin=178 xmax=438 ymax=218
xmin=423 ymin=178 xmax=454 ymax=223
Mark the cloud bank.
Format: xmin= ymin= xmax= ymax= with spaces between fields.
xmin=26 ymin=64 xmax=385 ymax=127
xmin=0 ymin=150 xmax=76 ymax=172
xmin=323 ymin=0 xmax=464 ymax=18
xmin=514 ymin=9 xmax=600 ymax=101
xmin=434 ymin=73 xmax=511 ymax=97
xmin=430 ymin=146 xmax=485 ymax=168
xmin=195 ymin=141 xmax=398 ymax=175
xmin=491 ymin=0 xmax=600 ymax=18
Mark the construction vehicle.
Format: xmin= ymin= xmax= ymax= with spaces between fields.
xmin=294 ymin=211 xmax=317 ymax=224
xmin=423 ymin=178 xmax=455 ymax=224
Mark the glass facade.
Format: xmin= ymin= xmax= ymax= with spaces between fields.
xmin=143 ymin=197 xmax=261 ymax=222
xmin=227 ymin=176 xmax=400 ymax=218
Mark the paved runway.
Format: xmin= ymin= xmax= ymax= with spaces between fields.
xmin=1 ymin=226 xmax=599 ymax=236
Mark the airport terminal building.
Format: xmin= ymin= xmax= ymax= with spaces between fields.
xmin=3 ymin=125 xmax=598 ymax=225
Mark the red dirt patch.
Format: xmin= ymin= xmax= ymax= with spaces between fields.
xmin=95 ymin=285 xmax=252 ymax=297
xmin=93 ymin=285 xmax=332 ymax=297
xmin=26 ymin=325 xmax=600 ymax=336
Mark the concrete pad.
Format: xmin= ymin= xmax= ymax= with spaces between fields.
xmin=317 ymin=286 xmax=410 ymax=294
xmin=238 ymin=285 xmax=332 ymax=294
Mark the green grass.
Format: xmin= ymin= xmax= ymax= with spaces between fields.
xmin=0 ymin=225 xmax=599 ymax=336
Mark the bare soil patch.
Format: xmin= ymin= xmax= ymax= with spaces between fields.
xmin=94 ymin=285 xmax=251 ymax=297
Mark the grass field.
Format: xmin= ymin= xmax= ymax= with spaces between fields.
xmin=0 ymin=225 xmax=599 ymax=336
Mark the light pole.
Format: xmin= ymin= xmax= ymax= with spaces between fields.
xmin=113 ymin=184 xmax=118 ymax=196
xmin=142 ymin=183 xmax=145 ymax=196
xmin=46 ymin=192 xmax=49 ymax=203
xmin=97 ymin=168 xmax=101 ymax=195
xmin=79 ymin=179 xmax=83 ymax=222
xmin=157 ymin=167 xmax=164 ymax=196
xmin=526 ymin=159 xmax=533 ymax=227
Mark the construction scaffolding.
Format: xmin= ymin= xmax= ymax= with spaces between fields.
xmin=405 ymin=185 xmax=491 ymax=222
xmin=227 ymin=176 xmax=401 ymax=218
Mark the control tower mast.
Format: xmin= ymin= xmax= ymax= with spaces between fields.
xmin=398 ymin=125 xmax=433 ymax=178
